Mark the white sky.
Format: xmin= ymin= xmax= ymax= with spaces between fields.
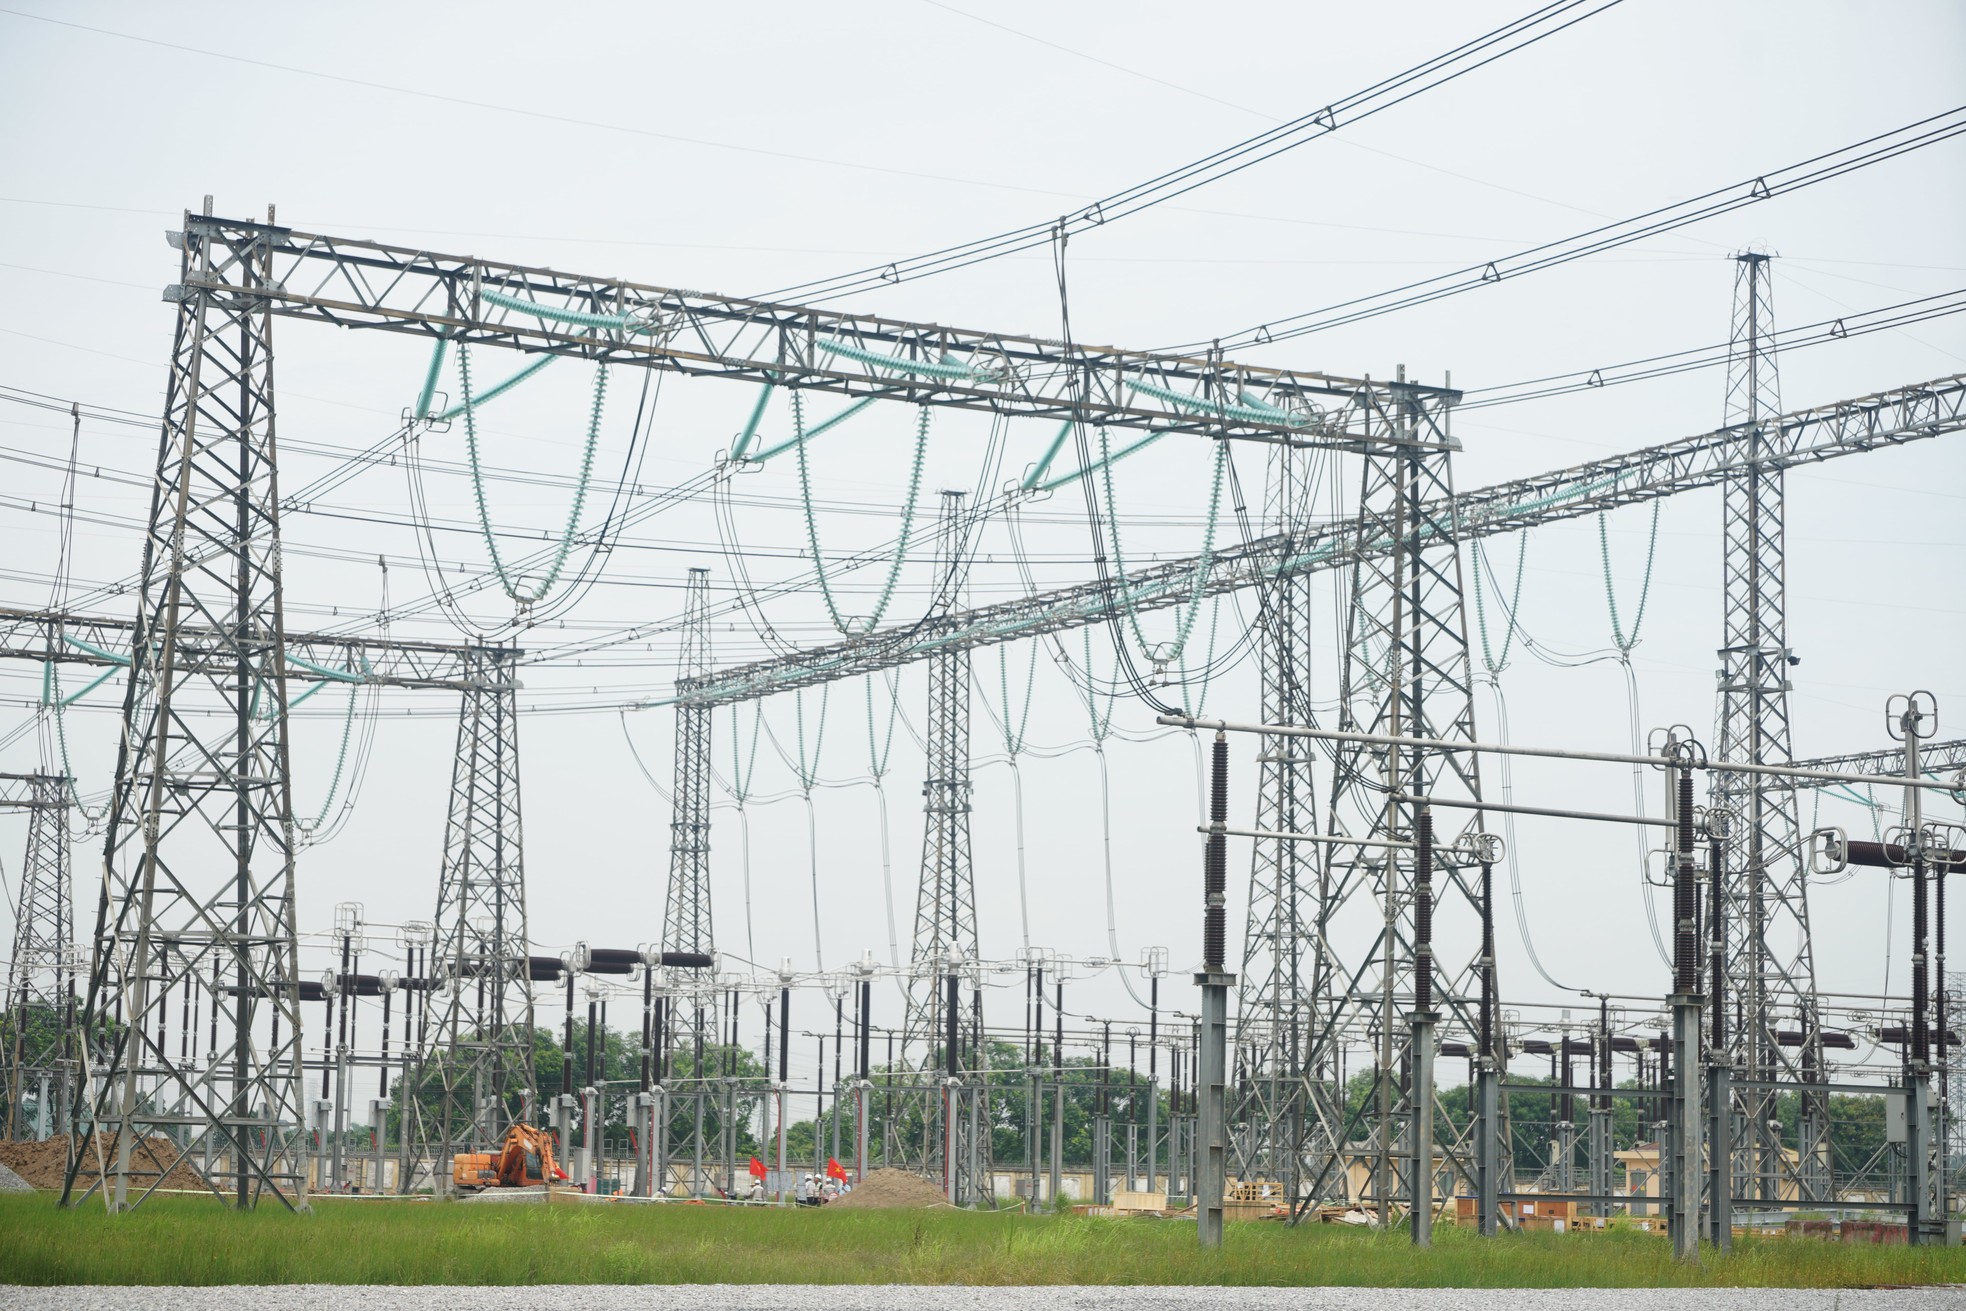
xmin=1 ymin=0 xmax=1963 ymax=1097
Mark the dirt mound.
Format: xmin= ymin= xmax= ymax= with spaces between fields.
xmin=0 ymin=1133 xmax=209 ymax=1192
xmin=827 ymin=1167 xmax=949 ymax=1209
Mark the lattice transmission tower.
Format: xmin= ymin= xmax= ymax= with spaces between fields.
xmin=657 ymin=566 xmax=717 ymax=1193
xmin=664 ymin=568 xmax=714 ymax=966
xmin=1230 ymin=443 xmax=1339 ymax=1194
xmin=900 ymin=490 xmax=985 ymax=1199
xmin=414 ymin=643 xmax=536 ymax=1179
xmin=1712 ymin=252 xmax=1826 ymax=1202
xmin=3 ymin=769 xmax=73 ymax=1140
xmin=63 ymin=203 xmax=309 ymax=1210
xmin=1310 ymin=371 xmax=1498 ymax=1219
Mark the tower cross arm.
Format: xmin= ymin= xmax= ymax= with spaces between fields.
xmin=189 ymin=214 xmax=1456 ymax=445
xmin=0 ymin=605 xmax=509 ymax=692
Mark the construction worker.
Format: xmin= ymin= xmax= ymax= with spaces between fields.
xmin=795 ymin=1173 xmax=812 ymax=1206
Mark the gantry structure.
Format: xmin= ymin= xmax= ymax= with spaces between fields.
xmin=27 ymin=203 xmax=1417 ymax=1208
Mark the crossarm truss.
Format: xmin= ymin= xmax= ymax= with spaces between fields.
xmin=678 ymin=374 xmax=1966 ymax=706
xmin=181 ymin=214 xmax=1453 ymax=448
xmin=0 ymin=605 xmax=499 ymax=692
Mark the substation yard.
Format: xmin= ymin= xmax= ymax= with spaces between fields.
xmin=2 ymin=0 xmax=1964 ymax=1296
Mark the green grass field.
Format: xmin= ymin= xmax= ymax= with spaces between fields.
xmin=1 ymin=1194 xmax=1961 ymax=1288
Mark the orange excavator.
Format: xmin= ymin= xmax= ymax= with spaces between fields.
xmin=452 ymin=1123 xmax=568 ymax=1191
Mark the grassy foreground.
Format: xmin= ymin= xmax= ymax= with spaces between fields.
xmin=1 ymin=1194 xmax=1963 ymax=1288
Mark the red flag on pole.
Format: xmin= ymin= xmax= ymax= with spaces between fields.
xmin=749 ymin=1156 xmax=767 ymax=1180
xmin=826 ymin=1157 xmax=847 ymax=1182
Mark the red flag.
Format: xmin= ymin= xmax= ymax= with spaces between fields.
xmin=749 ymin=1156 xmax=767 ymax=1180
xmin=826 ymin=1157 xmax=847 ymax=1182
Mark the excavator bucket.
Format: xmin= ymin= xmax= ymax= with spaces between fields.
xmin=496 ymin=1123 xmax=566 ymax=1188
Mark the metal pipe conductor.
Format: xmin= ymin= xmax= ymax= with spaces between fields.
xmin=1157 ymin=715 xmax=1964 ymax=793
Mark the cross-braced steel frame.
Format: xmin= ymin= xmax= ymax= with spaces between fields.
xmin=412 ymin=643 xmax=535 ymax=1181
xmin=1305 ymin=372 xmax=1497 ymax=1221
xmin=663 ymin=569 xmax=715 ymax=965
xmin=62 ymin=205 xmax=308 ymax=1211
xmin=3 ymin=770 xmax=73 ymax=1140
xmin=898 ymin=492 xmax=986 ymax=1199
xmin=656 ymin=567 xmax=719 ymax=1194
xmin=1229 ymin=444 xmax=1338 ymax=1194
xmin=1713 ymin=253 xmax=1827 ymax=1204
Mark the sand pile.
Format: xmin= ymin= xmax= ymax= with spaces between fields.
xmin=0 ymin=1161 xmax=31 ymax=1192
xmin=826 ymin=1167 xmax=949 ymax=1209
xmin=0 ymin=1133 xmax=209 ymax=1192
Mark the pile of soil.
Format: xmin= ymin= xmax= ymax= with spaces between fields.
xmin=826 ymin=1167 xmax=949 ymax=1209
xmin=0 ymin=1133 xmax=209 ymax=1192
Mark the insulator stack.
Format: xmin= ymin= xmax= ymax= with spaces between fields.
xmin=1414 ymin=808 xmax=1435 ymax=1013
xmin=1204 ymin=732 xmax=1229 ymax=972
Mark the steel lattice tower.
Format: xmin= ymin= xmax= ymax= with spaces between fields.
xmin=900 ymin=491 xmax=983 ymax=1195
xmin=417 ymin=643 xmax=535 ymax=1174
xmin=64 ymin=204 xmax=308 ymax=1210
xmin=1230 ymin=444 xmax=1337 ymax=1193
xmin=1712 ymin=253 xmax=1825 ymax=1201
xmin=657 ymin=568 xmax=715 ymax=1193
xmin=1312 ymin=371 xmax=1496 ymax=1216
xmin=663 ymin=568 xmax=714 ymax=962
xmin=4 ymin=770 xmax=73 ymax=1139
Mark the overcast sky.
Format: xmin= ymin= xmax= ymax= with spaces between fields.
xmin=1 ymin=1 xmax=1963 ymax=1096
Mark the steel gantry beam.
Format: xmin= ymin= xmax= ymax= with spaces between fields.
xmin=677 ymin=373 xmax=1966 ymax=707
xmin=179 ymin=213 xmax=1452 ymax=449
xmin=0 ymin=605 xmax=492 ymax=691
xmin=1791 ymin=741 xmax=1966 ymax=778
xmin=2 ymin=770 xmax=73 ymax=1142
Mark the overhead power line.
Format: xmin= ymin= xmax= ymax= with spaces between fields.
xmin=762 ymin=1 xmax=1623 ymax=303
xmin=1175 ymin=104 xmax=1966 ymax=352
xmin=1460 ymin=288 xmax=1966 ymax=410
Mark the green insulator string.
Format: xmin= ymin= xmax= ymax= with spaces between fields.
xmin=480 ymin=286 xmax=638 ymax=331
xmin=1096 ymin=426 xmax=1227 ymax=665
xmin=792 ymin=683 xmax=829 ymax=793
xmin=996 ymin=640 xmax=1039 ymax=756
xmin=864 ymin=674 xmax=900 ymax=779
xmin=729 ymin=702 xmax=763 ymax=803
xmin=792 ymin=390 xmax=933 ymax=635
xmin=1597 ymin=501 xmax=1662 ymax=652
xmin=1081 ymin=626 xmax=1118 ymax=743
xmin=414 ymin=338 xmax=449 ymax=420
xmin=815 ymin=338 xmax=979 ymax=381
xmin=41 ymin=665 xmax=91 ymax=810
xmin=1173 ymin=593 xmax=1225 ymax=717
xmin=456 ymin=339 xmax=610 ymax=608
xmin=306 ymin=678 xmax=362 ymax=832
xmin=1469 ymin=536 xmax=1528 ymax=676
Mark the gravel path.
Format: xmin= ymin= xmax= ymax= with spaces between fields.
xmin=5 ymin=1287 xmax=1961 ymax=1310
